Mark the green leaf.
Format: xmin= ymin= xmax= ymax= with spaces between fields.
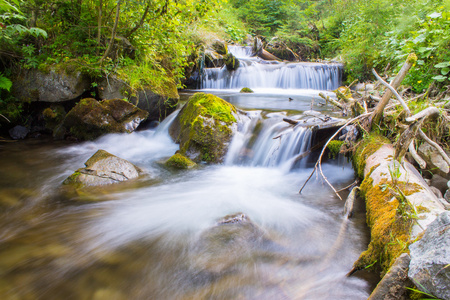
xmin=432 ymin=75 xmax=447 ymax=82
xmin=441 ymin=68 xmax=450 ymax=75
xmin=417 ymin=60 xmax=425 ymax=65
xmin=0 ymin=73 xmax=12 ymax=91
xmin=428 ymin=12 xmax=442 ymax=19
xmin=434 ymin=62 xmax=450 ymax=68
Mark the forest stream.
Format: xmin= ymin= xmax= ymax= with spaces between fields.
xmin=0 ymin=48 xmax=378 ymax=299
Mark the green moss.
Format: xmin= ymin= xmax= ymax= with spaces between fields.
xmin=239 ymin=87 xmax=254 ymax=93
xmin=327 ymin=140 xmax=344 ymax=159
xmin=407 ymin=53 xmax=418 ymax=64
xmin=165 ymin=153 xmax=197 ymax=169
xmin=353 ymin=134 xmax=390 ymax=178
xmin=354 ymin=173 xmax=423 ymax=276
xmin=176 ymin=92 xmax=238 ymax=163
xmin=224 ymin=53 xmax=240 ymax=71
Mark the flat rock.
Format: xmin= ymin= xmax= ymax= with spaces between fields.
xmin=408 ymin=211 xmax=450 ymax=300
xmin=63 ymin=149 xmax=143 ymax=187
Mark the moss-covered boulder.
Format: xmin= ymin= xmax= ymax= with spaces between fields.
xmin=211 ymin=39 xmax=228 ymax=56
xmin=63 ymin=149 xmax=143 ymax=188
xmin=165 ymin=153 xmax=197 ymax=169
xmin=224 ymin=53 xmax=240 ymax=71
xmin=97 ymin=75 xmax=179 ymax=121
xmin=239 ymin=87 xmax=254 ymax=93
xmin=169 ymin=93 xmax=240 ymax=163
xmin=62 ymin=98 xmax=148 ymax=140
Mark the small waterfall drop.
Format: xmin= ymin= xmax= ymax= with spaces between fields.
xmin=226 ymin=112 xmax=313 ymax=170
xmin=228 ymin=45 xmax=254 ymax=58
xmin=201 ymin=60 xmax=342 ymax=90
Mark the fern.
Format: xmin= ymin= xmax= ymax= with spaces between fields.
xmin=0 ymin=73 xmax=12 ymax=92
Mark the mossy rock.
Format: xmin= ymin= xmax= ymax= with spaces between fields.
xmin=63 ymin=149 xmax=144 ymax=189
xmin=165 ymin=153 xmax=196 ymax=169
xmin=169 ymin=92 xmax=239 ymax=163
xmin=239 ymin=87 xmax=254 ymax=93
xmin=63 ymin=98 xmax=148 ymax=140
xmin=224 ymin=53 xmax=240 ymax=71
xmin=43 ymin=105 xmax=66 ymax=131
xmin=211 ymin=40 xmax=228 ymax=56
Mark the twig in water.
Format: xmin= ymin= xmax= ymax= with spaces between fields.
xmin=299 ymin=112 xmax=372 ymax=199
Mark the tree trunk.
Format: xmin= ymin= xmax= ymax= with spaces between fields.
xmin=125 ymin=0 xmax=151 ymax=39
xmin=97 ymin=0 xmax=102 ymax=55
xmin=100 ymin=0 xmax=121 ymax=63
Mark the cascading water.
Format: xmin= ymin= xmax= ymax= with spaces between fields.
xmin=201 ymin=46 xmax=343 ymax=90
xmin=0 ymin=46 xmax=376 ymax=300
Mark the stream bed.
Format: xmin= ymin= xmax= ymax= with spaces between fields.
xmin=0 ymin=88 xmax=377 ymax=300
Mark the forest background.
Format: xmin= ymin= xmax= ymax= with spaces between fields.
xmin=0 ymin=0 xmax=449 ymax=123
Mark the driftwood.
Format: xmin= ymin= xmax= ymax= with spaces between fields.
xmin=394 ymin=120 xmax=423 ymax=161
xmin=418 ymin=129 xmax=450 ymax=165
xmin=283 ymin=118 xmax=298 ymax=125
xmin=409 ymin=140 xmax=427 ymax=169
xmin=405 ymin=107 xmax=440 ymax=123
xmin=371 ymin=54 xmax=416 ymax=126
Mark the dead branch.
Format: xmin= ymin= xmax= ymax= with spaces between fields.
xmin=394 ymin=120 xmax=423 ymax=161
xmin=299 ymin=112 xmax=372 ymax=198
xmin=0 ymin=114 xmax=10 ymax=123
xmin=335 ymin=89 xmax=352 ymax=103
xmin=371 ymin=54 xmax=416 ymax=126
xmin=418 ymin=129 xmax=450 ymax=165
xmin=283 ymin=118 xmax=299 ymax=125
xmin=372 ymin=68 xmax=411 ymax=115
xmin=405 ymin=107 xmax=440 ymax=123
xmin=409 ymin=140 xmax=426 ymax=169
xmin=318 ymin=92 xmax=344 ymax=109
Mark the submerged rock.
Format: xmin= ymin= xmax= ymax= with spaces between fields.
xmin=190 ymin=213 xmax=267 ymax=274
xmin=62 ymin=98 xmax=148 ymax=140
xmin=169 ymin=92 xmax=242 ymax=163
xmin=408 ymin=211 xmax=450 ymax=300
xmin=63 ymin=149 xmax=144 ymax=188
xmin=165 ymin=153 xmax=196 ymax=169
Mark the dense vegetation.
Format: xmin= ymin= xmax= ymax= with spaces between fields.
xmin=0 ymin=0 xmax=449 ymax=123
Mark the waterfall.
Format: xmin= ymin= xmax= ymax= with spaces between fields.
xmin=226 ymin=112 xmax=313 ymax=170
xmin=228 ymin=45 xmax=254 ymax=58
xmin=201 ymin=59 xmax=342 ymax=90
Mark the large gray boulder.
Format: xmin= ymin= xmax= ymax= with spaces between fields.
xmin=63 ymin=150 xmax=144 ymax=188
xmin=97 ymin=76 xmax=179 ymax=121
xmin=62 ymin=98 xmax=148 ymax=140
xmin=12 ymin=68 xmax=90 ymax=102
xmin=408 ymin=211 xmax=450 ymax=300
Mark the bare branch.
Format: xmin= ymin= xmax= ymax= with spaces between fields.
xmin=409 ymin=140 xmax=426 ymax=169
xmin=405 ymin=107 xmax=440 ymax=123
xmin=372 ymin=68 xmax=410 ymax=114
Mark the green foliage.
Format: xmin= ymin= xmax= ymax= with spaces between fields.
xmin=0 ymin=73 xmax=12 ymax=91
